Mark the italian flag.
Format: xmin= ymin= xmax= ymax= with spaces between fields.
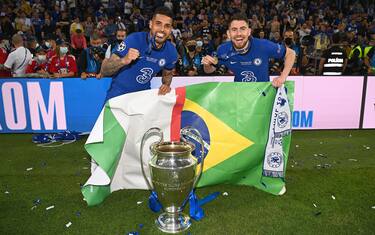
xmin=82 ymin=82 xmax=294 ymax=206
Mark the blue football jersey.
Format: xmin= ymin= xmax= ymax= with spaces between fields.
xmin=106 ymin=32 xmax=178 ymax=100
xmin=217 ymin=37 xmax=286 ymax=82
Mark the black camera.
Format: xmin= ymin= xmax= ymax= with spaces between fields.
xmin=90 ymin=46 xmax=106 ymax=60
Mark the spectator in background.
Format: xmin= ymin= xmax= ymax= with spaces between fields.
xmin=1 ymin=15 xmax=15 ymax=38
xmin=130 ymin=8 xmax=146 ymax=32
xmin=271 ymin=31 xmax=282 ymax=43
xmin=104 ymin=17 xmax=117 ymax=38
xmin=269 ymin=15 xmax=280 ymax=40
xmin=314 ymin=23 xmax=330 ymax=52
xmin=97 ymin=16 xmax=108 ymax=37
xmin=115 ymin=16 xmax=126 ymax=31
xmin=41 ymin=18 xmax=56 ymax=41
xmin=0 ymin=36 xmax=11 ymax=77
xmin=3 ymin=34 xmax=32 ymax=77
xmin=56 ymin=11 xmax=70 ymax=40
xmin=124 ymin=0 xmax=133 ymax=19
xmin=178 ymin=38 xmax=203 ymax=76
xmin=49 ymin=41 xmax=77 ymax=78
xmin=319 ymin=33 xmax=347 ymax=76
xmin=171 ymin=21 xmax=182 ymax=42
xmin=45 ymin=37 xmax=57 ymax=61
xmin=27 ymin=37 xmax=40 ymax=56
xmin=364 ymin=30 xmax=375 ymax=74
xmin=25 ymin=46 xmax=50 ymax=77
xmin=84 ymin=16 xmax=95 ymax=41
xmin=78 ymin=32 xmax=105 ymax=79
xmin=284 ymin=29 xmax=306 ymax=75
xmin=202 ymin=35 xmax=215 ymax=56
xmin=70 ymin=16 xmax=84 ymax=36
xmin=15 ymin=11 xmax=32 ymax=33
xmin=105 ymin=28 xmax=127 ymax=59
xmin=164 ymin=0 xmax=173 ymax=11
xmin=201 ymin=19 xmax=211 ymax=39
xmin=258 ymin=30 xmax=266 ymax=39
xmin=31 ymin=12 xmax=43 ymax=41
xmin=55 ymin=27 xmax=67 ymax=43
xmin=71 ymin=28 xmax=87 ymax=58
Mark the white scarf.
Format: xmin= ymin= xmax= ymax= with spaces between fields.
xmin=263 ymin=85 xmax=291 ymax=178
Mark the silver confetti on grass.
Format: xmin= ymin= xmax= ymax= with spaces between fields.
xmin=222 ymin=192 xmax=229 ymax=196
xmin=65 ymin=222 xmax=72 ymax=228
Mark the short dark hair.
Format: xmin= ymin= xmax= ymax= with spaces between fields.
xmin=229 ymin=13 xmax=249 ymax=27
xmin=153 ymin=6 xmax=174 ymax=20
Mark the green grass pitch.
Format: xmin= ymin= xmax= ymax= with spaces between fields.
xmin=1 ymin=130 xmax=374 ymax=234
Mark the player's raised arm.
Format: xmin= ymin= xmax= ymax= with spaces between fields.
xmin=101 ymin=48 xmax=140 ymax=77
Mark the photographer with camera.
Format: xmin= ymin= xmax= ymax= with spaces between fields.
xmin=178 ymin=37 xmax=205 ymax=76
xmin=78 ymin=32 xmax=105 ymax=79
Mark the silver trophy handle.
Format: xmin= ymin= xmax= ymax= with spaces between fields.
xmin=180 ymin=126 xmax=205 ymax=189
xmin=140 ymin=127 xmax=163 ymax=190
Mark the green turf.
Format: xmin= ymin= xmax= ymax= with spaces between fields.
xmin=1 ymin=130 xmax=375 ymax=235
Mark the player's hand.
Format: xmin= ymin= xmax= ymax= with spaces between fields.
xmin=272 ymin=76 xmax=286 ymax=88
xmin=201 ymin=55 xmax=218 ymax=66
xmin=158 ymin=84 xmax=171 ymax=95
xmin=122 ymin=48 xmax=140 ymax=65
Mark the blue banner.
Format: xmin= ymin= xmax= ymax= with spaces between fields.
xmin=0 ymin=78 xmax=111 ymax=133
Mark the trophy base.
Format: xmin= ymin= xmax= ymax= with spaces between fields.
xmin=155 ymin=212 xmax=191 ymax=234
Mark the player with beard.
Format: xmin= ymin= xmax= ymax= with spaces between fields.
xmin=101 ymin=7 xmax=178 ymax=100
xmin=202 ymin=13 xmax=295 ymax=87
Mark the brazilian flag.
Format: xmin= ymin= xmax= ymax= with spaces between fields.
xmin=173 ymin=82 xmax=294 ymax=195
xmin=82 ymin=82 xmax=294 ymax=206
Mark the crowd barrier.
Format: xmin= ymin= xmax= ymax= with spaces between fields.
xmin=0 ymin=76 xmax=374 ymax=133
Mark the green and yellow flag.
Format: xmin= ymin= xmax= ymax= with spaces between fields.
xmin=82 ymin=82 xmax=294 ymax=206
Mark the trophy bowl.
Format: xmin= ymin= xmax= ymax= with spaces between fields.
xmin=140 ymin=127 xmax=204 ymax=234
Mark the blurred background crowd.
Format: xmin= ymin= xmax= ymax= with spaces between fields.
xmin=0 ymin=0 xmax=374 ymax=78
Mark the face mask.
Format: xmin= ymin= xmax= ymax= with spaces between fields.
xmin=196 ymin=40 xmax=203 ymax=47
xmin=60 ymin=47 xmax=68 ymax=55
xmin=45 ymin=42 xmax=51 ymax=48
xmin=37 ymin=55 xmax=46 ymax=62
xmin=187 ymin=45 xmax=196 ymax=51
xmin=284 ymin=38 xmax=293 ymax=46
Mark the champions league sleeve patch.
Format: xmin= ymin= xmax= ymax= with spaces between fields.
xmin=117 ymin=41 xmax=126 ymax=52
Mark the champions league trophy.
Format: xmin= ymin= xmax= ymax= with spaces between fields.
xmin=140 ymin=127 xmax=205 ymax=233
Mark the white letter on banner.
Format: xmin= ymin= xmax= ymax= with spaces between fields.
xmin=27 ymin=82 xmax=67 ymax=130
xmin=2 ymin=82 xmax=27 ymax=130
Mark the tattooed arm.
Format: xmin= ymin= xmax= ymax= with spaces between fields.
xmin=158 ymin=69 xmax=174 ymax=95
xmin=100 ymin=48 xmax=140 ymax=77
